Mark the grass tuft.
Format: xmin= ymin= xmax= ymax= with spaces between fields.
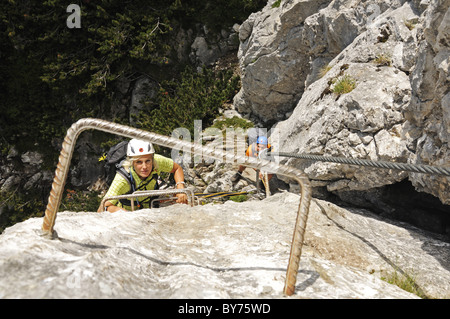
xmin=373 ymin=53 xmax=392 ymax=66
xmin=381 ymin=267 xmax=429 ymax=299
xmin=332 ymin=74 xmax=356 ymax=95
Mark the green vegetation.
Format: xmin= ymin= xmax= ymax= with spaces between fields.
xmin=136 ymin=66 xmax=240 ymax=137
xmin=272 ymin=0 xmax=282 ymax=8
xmin=60 ymin=189 xmax=102 ymax=213
xmin=0 ymin=0 xmax=266 ymax=232
xmin=0 ymin=187 xmax=102 ymax=233
xmin=373 ymin=53 xmax=392 ymax=66
xmin=381 ymin=267 xmax=429 ymax=299
xmin=404 ymin=19 xmax=417 ymax=30
xmin=211 ymin=116 xmax=254 ymax=131
xmin=229 ymin=194 xmax=248 ymax=202
xmin=332 ymin=74 xmax=357 ymax=95
xmin=0 ymin=0 xmax=266 ymax=152
xmin=0 ymin=190 xmax=46 ymax=233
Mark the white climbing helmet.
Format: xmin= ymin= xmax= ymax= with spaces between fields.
xmin=127 ymin=139 xmax=155 ymax=157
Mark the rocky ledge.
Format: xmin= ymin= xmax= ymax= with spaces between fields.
xmin=0 ymin=192 xmax=448 ymax=298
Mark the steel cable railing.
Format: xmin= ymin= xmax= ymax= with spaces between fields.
xmin=259 ymin=151 xmax=450 ymax=176
xmin=99 ymin=188 xmax=196 ymax=211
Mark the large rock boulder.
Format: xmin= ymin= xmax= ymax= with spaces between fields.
xmin=234 ymin=0 xmax=410 ymax=123
xmin=405 ymin=0 xmax=450 ymax=204
xmin=0 ymin=192 xmax=448 ymax=298
xmin=235 ymin=0 xmax=448 ymax=205
xmin=234 ymin=0 xmax=333 ymax=123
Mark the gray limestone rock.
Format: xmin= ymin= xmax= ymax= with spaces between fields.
xmin=1 ymin=192 xmax=448 ymax=298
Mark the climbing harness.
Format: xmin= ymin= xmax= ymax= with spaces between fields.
xmin=117 ymin=169 xmax=160 ymax=209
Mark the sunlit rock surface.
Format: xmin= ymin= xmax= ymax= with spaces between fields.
xmin=0 ymin=192 xmax=448 ymax=298
xmin=235 ymin=0 xmax=450 ymax=204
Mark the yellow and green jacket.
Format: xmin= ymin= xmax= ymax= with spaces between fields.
xmin=103 ymin=154 xmax=174 ymax=210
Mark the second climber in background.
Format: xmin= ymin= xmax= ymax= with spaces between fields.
xmin=230 ymin=135 xmax=273 ymax=185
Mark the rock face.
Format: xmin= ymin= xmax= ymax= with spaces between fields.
xmin=234 ymin=0 xmax=449 ymax=205
xmin=0 ymin=192 xmax=448 ymax=298
xmin=1 ymin=1 xmax=449 ymax=299
xmin=235 ymin=0 xmax=333 ymax=122
xmin=406 ymin=0 xmax=450 ymax=204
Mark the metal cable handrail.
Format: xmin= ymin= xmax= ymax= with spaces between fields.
xmin=150 ymin=195 xmax=202 ymax=208
xmin=100 ymin=188 xmax=195 ymax=211
xmin=261 ymin=151 xmax=450 ymax=176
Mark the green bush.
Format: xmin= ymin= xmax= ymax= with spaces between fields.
xmin=0 ymin=191 xmax=46 ymax=234
xmin=0 ymin=0 xmax=264 ymax=152
xmin=211 ymin=116 xmax=254 ymax=131
xmin=272 ymin=0 xmax=282 ymax=8
xmin=136 ymin=66 xmax=240 ymax=137
xmin=60 ymin=189 xmax=102 ymax=212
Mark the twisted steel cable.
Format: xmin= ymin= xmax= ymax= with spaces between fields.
xmin=99 ymin=188 xmax=196 ymax=211
xmin=266 ymin=152 xmax=450 ymax=176
xmin=41 ymin=118 xmax=311 ymax=296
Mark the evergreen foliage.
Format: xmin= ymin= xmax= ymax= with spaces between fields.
xmin=136 ymin=66 xmax=240 ymax=137
xmin=0 ymin=1 xmax=265 ymax=231
xmin=0 ymin=0 xmax=265 ymax=150
xmin=0 ymin=190 xmax=46 ymax=233
xmin=211 ymin=116 xmax=254 ymax=131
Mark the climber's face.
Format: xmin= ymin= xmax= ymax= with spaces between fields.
xmin=256 ymin=143 xmax=268 ymax=152
xmin=133 ymin=154 xmax=153 ymax=179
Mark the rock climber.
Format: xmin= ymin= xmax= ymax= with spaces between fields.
xmin=230 ymin=135 xmax=273 ymax=185
xmin=99 ymin=138 xmax=188 ymax=213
